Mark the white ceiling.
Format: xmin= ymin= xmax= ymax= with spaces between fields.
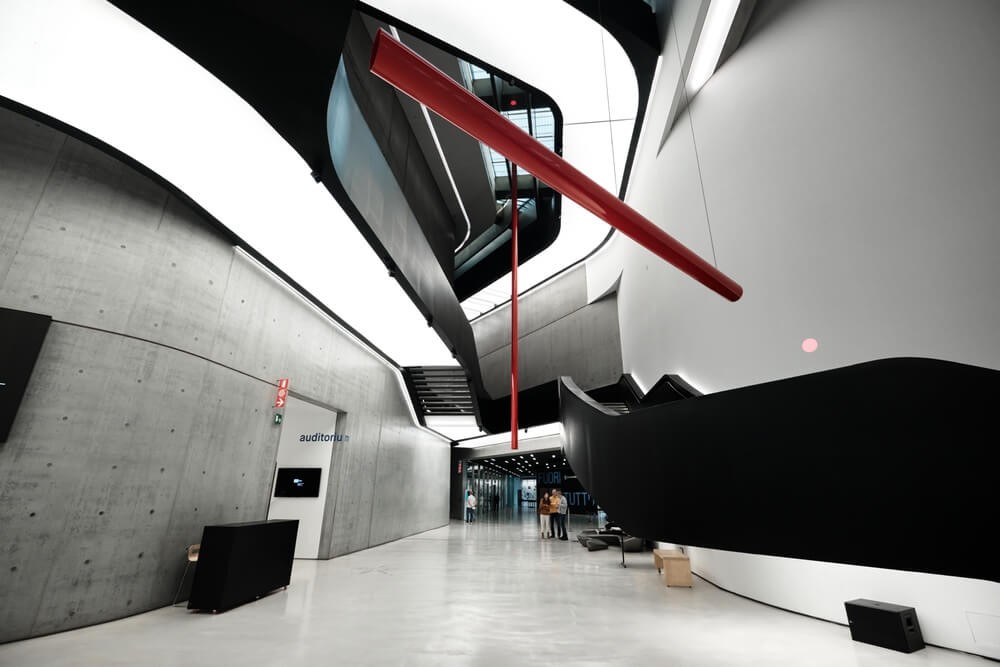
xmin=0 ymin=0 xmax=640 ymax=368
xmin=364 ymin=0 xmax=640 ymax=321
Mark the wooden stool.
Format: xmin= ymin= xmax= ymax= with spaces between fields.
xmin=661 ymin=552 xmax=692 ymax=587
xmin=652 ymin=548 xmax=682 ymax=573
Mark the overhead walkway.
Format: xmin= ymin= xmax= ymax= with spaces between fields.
xmin=560 ymin=357 xmax=1000 ymax=583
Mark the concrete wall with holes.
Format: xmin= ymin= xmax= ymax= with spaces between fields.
xmin=0 ymin=106 xmax=449 ymax=643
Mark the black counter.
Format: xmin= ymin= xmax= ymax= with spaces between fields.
xmin=188 ymin=519 xmax=298 ymax=612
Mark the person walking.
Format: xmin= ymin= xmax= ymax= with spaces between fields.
xmin=465 ymin=489 xmax=477 ymax=522
xmin=553 ymin=488 xmax=569 ymax=540
xmin=538 ymin=490 xmax=552 ymax=538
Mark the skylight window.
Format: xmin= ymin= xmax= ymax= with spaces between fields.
xmin=489 ymin=107 xmax=554 ymax=178
xmin=469 ymin=64 xmax=491 ymax=80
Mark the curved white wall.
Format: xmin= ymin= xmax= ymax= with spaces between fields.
xmin=627 ymin=0 xmax=1000 ymax=659
xmin=680 ymin=546 xmax=1000 ymax=659
xmin=618 ymin=0 xmax=1000 ymax=394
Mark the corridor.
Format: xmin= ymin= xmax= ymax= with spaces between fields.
xmin=0 ymin=511 xmax=986 ymax=666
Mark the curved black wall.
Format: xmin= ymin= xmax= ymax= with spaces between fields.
xmin=560 ymin=357 xmax=1000 ymax=582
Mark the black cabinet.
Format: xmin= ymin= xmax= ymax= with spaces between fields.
xmin=845 ymin=598 xmax=925 ymax=653
xmin=188 ymin=519 xmax=298 ymax=612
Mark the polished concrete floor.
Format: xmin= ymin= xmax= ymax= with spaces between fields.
xmin=0 ymin=512 xmax=990 ymax=666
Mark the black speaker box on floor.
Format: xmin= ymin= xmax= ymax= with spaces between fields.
xmin=845 ymin=599 xmax=925 ymax=653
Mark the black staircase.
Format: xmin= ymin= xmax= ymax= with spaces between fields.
xmin=403 ymin=366 xmax=476 ymax=424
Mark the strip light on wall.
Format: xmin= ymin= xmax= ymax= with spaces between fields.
xmin=686 ymin=0 xmax=742 ymax=95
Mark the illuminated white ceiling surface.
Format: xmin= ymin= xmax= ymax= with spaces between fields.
xmin=0 ymin=0 xmax=450 ymax=367
xmin=368 ymin=0 xmax=639 ymax=320
xmin=0 ymin=0 xmax=637 ymax=364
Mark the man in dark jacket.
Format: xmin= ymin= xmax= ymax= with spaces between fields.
xmin=553 ymin=488 xmax=569 ymax=540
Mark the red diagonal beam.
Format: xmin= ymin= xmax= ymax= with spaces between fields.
xmin=369 ymin=28 xmax=743 ymax=302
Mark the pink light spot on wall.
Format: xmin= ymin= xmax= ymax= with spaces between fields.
xmin=802 ymin=338 xmax=819 ymax=353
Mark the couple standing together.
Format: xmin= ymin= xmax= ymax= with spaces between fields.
xmin=539 ymin=488 xmax=568 ymax=540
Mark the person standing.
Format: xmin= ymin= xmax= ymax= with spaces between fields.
xmin=548 ymin=490 xmax=560 ymax=538
xmin=553 ymin=488 xmax=569 ymax=540
xmin=538 ymin=490 xmax=552 ymax=538
xmin=465 ymin=489 xmax=477 ymax=522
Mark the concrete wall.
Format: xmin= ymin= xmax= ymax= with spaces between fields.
xmin=471 ymin=266 xmax=623 ymax=396
xmin=0 ymin=106 xmax=449 ymax=643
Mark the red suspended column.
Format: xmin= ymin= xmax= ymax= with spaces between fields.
xmin=369 ymin=28 xmax=743 ymax=302
xmin=510 ymin=164 xmax=519 ymax=450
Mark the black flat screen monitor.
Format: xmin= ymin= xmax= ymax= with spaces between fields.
xmin=0 ymin=308 xmax=52 ymax=443
xmin=274 ymin=467 xmax=321 ymax=497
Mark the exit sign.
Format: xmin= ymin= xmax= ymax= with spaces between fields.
xmin=274 ymin=378 xmax=289 ymax=408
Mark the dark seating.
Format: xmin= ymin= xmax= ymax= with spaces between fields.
xmin=576 ymin=521 xmax=644 ymax=567
xmin=621 ymin=536 xmax=643 ymax=552
xmin=578 ymin=530 xmax=641 ymax=547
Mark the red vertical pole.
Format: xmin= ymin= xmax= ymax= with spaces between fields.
xmin=511 ymin=163 xmax=519 ymax=450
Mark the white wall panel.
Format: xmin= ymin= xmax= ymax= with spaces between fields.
xmin=267 ymin=397 xmax=339 ymax=559
xmin=621 ymin=0 xmax=1000 ymax=390
xmin=624 ymin=0 xmax=1000 ymax=658
xmin=686 ymin=546 xmax=1000 ymax=660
